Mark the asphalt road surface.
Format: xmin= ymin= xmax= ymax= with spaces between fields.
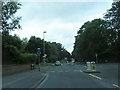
xmin=37 ymin=63 xmax=119 ymax=88
xmin=2 ymin=63 xmax=119 ymax=89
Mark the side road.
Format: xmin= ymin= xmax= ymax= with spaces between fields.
xmin=2 ymin=66 xmax=52 ymax=88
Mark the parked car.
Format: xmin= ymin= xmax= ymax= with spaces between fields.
xmin=55 ymin=61 xmax=61 ymax=66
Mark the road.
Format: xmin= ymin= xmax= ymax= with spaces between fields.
xmin=37 ymin=63 xmax=119 ymax=88
xmin=2 ymin=63 xmax=119 ymax=88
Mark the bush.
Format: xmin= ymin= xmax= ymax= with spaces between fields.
xmin=19 ymin=53 xmax=37 ymax=64
xmin=49 ymin=55 xmax=58 ymax=62
xmin=3 ymin=45 xmax=20 ymax=63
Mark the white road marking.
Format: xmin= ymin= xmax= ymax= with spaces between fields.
xmin=74 ymin=70 xmax=83 ymax=72
xmin=50 ymin=71 xmax=55 ymax=72
xmin=74 ymin=70 xmax=79 ymax=72
xmin=32 ymin=73 xmax=47 ymax=88
xmin=80 ymin=70 xmax=83 ymax=72
xmin=112 ymin=84 xmax=120 ymax=88
xmin=89 ymin=74 xmax=102 ymax=80
xmin=36 ymin=73 xmax=49 ymax=88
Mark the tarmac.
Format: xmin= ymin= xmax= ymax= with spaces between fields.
xmin=2 ymin=66 xmax=52 ymax=88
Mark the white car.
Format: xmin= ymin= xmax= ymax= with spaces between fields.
xmin=55 ymin=61 xmax=61 ymax=66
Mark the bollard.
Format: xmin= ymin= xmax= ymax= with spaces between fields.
xmin=83 ymin=61 xmax=100 ymax=73
xmin=91 ymin=61 xmax=96 ymax=71
xmin=86 ymin=62 xmax=92 ymax=71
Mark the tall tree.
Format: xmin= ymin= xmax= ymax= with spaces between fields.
xmin=72 ymin=19 xmax=115 ymax=63
xmin=1 ymin=1 xmax=22 ymax=32
xmin=25 ymin=36 xmax=43 ymax=54
xmin=104 ymin=1 xmax=120 ymax=41
xmin=104 ymin=1 xmax=120 ymax=61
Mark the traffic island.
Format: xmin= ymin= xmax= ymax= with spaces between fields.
xmin=83 ymin=61 xmax=100 ymax=73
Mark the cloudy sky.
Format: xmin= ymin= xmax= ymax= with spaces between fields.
xmin=11 ymin=0 xmax=113 ymax=53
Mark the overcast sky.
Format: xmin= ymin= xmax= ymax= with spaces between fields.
xmin=11 ymin=0 xmax=113 ymax=53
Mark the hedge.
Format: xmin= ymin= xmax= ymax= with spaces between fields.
xmin=19 ymin=53 xmax=37 ymax=64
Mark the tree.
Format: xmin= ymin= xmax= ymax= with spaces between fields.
xmin=2 ymin=33 xmax=22 ymax=64
xmin=1 ymin=1 xmax=22 ymax=32
xmin=25 ymin=36 xmax=43 ymax=54
xmin=104 ymin=1 xmax=120 ymax=61
xmin=72 ymin=19 xmax=115 ymax=63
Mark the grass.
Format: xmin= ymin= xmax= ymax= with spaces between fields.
xmin=60 ymin=60 xmax=66 ymax=63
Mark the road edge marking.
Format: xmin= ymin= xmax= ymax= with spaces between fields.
xmin=31 ymin=73 xmax=47 ymax=88
xmin=89 ymin=74 xmax=102 ymax=80
xmin=112 ymin=84 xmax=120 ymax=88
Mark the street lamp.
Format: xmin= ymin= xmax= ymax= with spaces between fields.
xmin=95 ymin=53 xmax=98 ymax=64
xmin=43 ymin=31 xmax=47 ymax=62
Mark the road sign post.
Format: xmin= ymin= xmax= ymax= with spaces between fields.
xmin=37 ymin=48 xmax=41 ymax=71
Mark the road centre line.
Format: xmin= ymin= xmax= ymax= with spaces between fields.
xmin=89 ymin=74 xmax=102 ymax=80
xmin=50 ymin=71 xmax=55 ymax=72
xmin=112 ymin=84 xmax=120 ymax=88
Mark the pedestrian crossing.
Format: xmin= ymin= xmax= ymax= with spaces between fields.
xmin=48 ymin=70 xmax=83 ymax=73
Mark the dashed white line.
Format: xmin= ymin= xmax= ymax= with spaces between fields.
xmin=80 ymin=70 xmax=83 ymax=72
xmin=112 ymin=84 xmax=120 ymax=88
xmin=74 ymin=70 xmax=79 ymax=72
xmin=89 ymin=74 xmax=102 ymax=80
xmin=50 ymin=71 xmax=55 ymax=72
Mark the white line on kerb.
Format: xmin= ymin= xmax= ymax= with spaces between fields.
xmin=112 ymin=84 xmax=120 ymax=88
xmin=89 ymin=74 xmax=102 ymax=80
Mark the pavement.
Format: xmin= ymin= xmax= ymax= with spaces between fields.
xmin=2 ymin=66 xmax=51 ymax=88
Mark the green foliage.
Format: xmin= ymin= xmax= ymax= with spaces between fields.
xmin=104 ymin=1 xmax=120 ymax=61
xmin=104 ymin=1 xmax=120 ymax=32
xmin=2 ymin=1 xmax=22 ymax=31
xmin=25 ymin=36 xmax=71 ymax=63
xmin=49 ymin=55 xmax=58 ymax=62
xmin=25 ymin=36 xmax=43 ymax=54
xmin=19 ymin=53 xmax=37 ymax=64
xmin=72 ymin=18 xmax=118 ymax=63
xmin=3 ymin=44 xmax=20 ymax=63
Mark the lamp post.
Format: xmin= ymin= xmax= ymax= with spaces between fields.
xmin=95 ymin=53 xmax=98 ymax=64
xmin=43 ymin=31 xmax=47 ymax=62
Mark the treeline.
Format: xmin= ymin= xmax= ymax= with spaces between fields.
xmin=1 ymin=2 xmax=71 ymax=64
xmin=72 ymin=1 xmax=120 ymax=63
xmin=2 ymin=31 xmax=71 ymax=64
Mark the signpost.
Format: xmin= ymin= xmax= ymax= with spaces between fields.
xmin=37 ymin=48 xmax=41 ymax=71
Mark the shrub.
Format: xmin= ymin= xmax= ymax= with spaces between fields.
xmin=19 ymin=53 xmax=37 ymax=64
xmin=49 ymin=55 xmax=58 ymax=62
xmin=3 ymin=45 xmax=20 ymax=63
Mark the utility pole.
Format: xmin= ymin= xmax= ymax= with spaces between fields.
xmin=95 ymin=53 xmax=98 ymax=64
xmin=43 ymin=31 xmax=47 ymax=62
